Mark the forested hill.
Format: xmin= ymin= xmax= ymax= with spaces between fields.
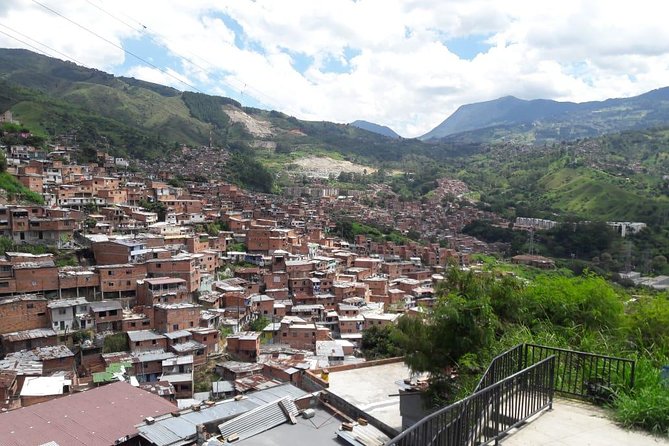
xmin=0 ymin=48 xmax=474 ymax=163
xmin=422 ymin=88 xmax=669 ymax=144
xmin=350 ymin=120 xmax=401 ymax=139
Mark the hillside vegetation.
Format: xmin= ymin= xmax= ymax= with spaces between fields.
xmin=3 ymin=48 xmax=669 ymax=228
xmin=423 ymin=88 xmax=669 ymax=143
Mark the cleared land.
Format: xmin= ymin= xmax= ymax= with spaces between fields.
xmin=292 ymin=156 xmax=377 ymax=178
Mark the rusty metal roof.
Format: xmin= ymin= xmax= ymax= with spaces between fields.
xmin=0 ymin=381 xmax=176 ymax=446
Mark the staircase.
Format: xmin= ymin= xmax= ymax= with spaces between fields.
xmin=385 ymin=344 xmax=635 ymax=446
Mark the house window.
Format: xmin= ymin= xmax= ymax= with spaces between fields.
xmin=135 ymin=342 xmax=140 ymax=347
xmin=108 ymin=271 xmax=113 ymax=275
xmin=152 ymin=339 xmax=157 ymax=344
xmin=156 ymin=264 xmax=161 ymax=268
xmin=27 ymin=303 xmax=34 ymax=309
xmin=173 ymin=324 xmax=178 ymax=330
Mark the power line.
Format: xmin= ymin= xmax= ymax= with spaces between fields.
xmin=82 ymin=0 xmax=280 ymax=107
xmin=0 ymin=28 xmax=216 ymax=148
xmin=31 ymin=0 xmax=205 ymax=94
xmin=0 ymin=28 xmax=57 ymax=60
xmin=0 ymin=22 xmax=87 ymax=66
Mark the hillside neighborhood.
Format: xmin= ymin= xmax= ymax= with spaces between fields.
xmin=0 ymin=119 xmax=502 ymax=444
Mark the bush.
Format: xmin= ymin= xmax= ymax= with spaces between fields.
xmin=102 ymin=333 xmax=129 ymax=353
xmin=361 ymin=325 xmax=401 ymax=360
xmin=615 ymin=357 xmax=669 ymax=436
xmin=249 ymin=316 xmax=270 ymax=332
xmin=626 ymin=295 xmax=669 ymax=355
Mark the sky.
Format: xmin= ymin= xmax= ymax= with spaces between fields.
xmin=1 ymin=0 xmax=669 ymax=138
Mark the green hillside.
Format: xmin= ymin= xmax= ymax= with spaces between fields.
xmin=456 ymin=128 xmax=669 ymax=225
xmin=425 ymin=88 xmax=669 ymax=144
xmin=0 ymin=48 xmax=475 ymax=165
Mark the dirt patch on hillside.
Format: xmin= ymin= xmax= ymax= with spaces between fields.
xmin=292 ymin=156 xmax=377 ymax=178
xmin=224 ymin=108 xmax=273 ymax=137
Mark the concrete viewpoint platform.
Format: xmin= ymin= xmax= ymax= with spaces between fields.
xmin=502 ymin=398 xmax=669 ymax=446
xmin=326 ymin=361 xmax=411 ymax=431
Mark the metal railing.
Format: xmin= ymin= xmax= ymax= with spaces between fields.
xmin=474 ymin=344 xmax=525 ymax=393
xmin=386 ymin=356 xmax=555 ymax=446
xmin=523 ymin=344 xmax=635 ymax=402
xmin=384 ymin=344 xmax=636 ymax=446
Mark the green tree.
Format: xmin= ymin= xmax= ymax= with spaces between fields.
xmin=249 ymin=316 xmax=270 ymax=332
xmin=361 ymin=325 xmax=401 ymax=360
xmin=102 ymin=333 xmax=129 ymax=353
xmin=652 ymin=255 xmax=668 ymax=274
xmin=393 ymin=268 xmax=498 ymax=403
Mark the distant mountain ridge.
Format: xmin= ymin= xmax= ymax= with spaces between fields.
xmin=350 ymin=120 xmax=400 ymax=139
xmin=421 ymin=88 xmax=669 ymax=143
xmin=0 ymin=48 xmax=452 ymax=164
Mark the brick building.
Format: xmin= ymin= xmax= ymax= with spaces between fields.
xmin=0 ymin=295 xmax=48 ymax=335
xmin=153 ymin=303 xmax=202 ymax=333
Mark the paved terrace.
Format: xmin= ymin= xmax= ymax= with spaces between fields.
xmin=503 ymin=398 xmax=669 ymax=446
xmin=326 ymin=360 xmax=410 ymax=431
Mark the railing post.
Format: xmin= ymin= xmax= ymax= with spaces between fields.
xmin=493 ymin=384 xmax=501 ymax=445
xmin=630 ymin=361 xmax=636 ymax=389
xmin=548 ymin=355 xmax=555 ymax=410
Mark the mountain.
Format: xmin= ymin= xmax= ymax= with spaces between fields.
xmin=350 ymin=120 xmax=400 ymax=139
xmin=422 ymin=88 xmax=669 ymax=143
xmin=0 ymin=48 xmax=470 ymax=164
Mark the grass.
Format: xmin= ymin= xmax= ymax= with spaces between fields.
xmin=0 ymin=172 xmax=44 ymax=204
xmin=614 ymin=357 xmax=669 ymax=436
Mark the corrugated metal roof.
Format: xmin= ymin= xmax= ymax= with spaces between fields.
xmin=89 ymin=300 xmax=123 ymax=312
xmin=128 ymin=330 xmax=166 ymax=342
xmin=245 ymin=383 xmax=308 ymax=405
xmin=136 ymin=383 xmax=308 ymax=446
xmin=217 ymin=397 xmax=298 ymax=442
xmin=0 ymin=381 xmax=175 ymax=446
xmin=133 ymin=350 xmax=177 ymax=363
xmin=212 ymin=380 xmax=235 ymax=393
xmin=137 ymin=398 xmax=260 ymax=446
xmin=171 ymin=340 xmax=205 ymax=353
xmin=164 ymin=330 xmax=192 ymax=340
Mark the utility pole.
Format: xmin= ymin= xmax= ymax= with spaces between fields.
xmin=528 ymin=228 xmax=535 ymax=255
xmin=623 ymin=241 xmax=632 ymax=274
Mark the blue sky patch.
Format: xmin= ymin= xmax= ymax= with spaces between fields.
xmin=444 ymin=33 xmax=493 ymax=60
xmin=119 ymin=34 xmax=184 ymax=74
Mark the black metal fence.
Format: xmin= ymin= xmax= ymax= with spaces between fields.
xmin=474 ymin=344 xmax=525 ymax=393
xmin=386 ymin=356 xmax=555 ymax=446
xmin=384 ymin=344 xmax=636 ymax=446
xmin=523 ymin=344 xmax=635 ymax=402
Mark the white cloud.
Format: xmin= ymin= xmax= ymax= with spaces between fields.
xmin=2 ymin=0 xmax=669 ymax=137
xmin=124 ymin=65 xmax=194 ymax=91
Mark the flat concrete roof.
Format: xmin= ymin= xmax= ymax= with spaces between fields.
xmin=326 ymin=361 xmax=410 ymax=431
xmin=502 ymin=398 xmax=669 ymax=446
